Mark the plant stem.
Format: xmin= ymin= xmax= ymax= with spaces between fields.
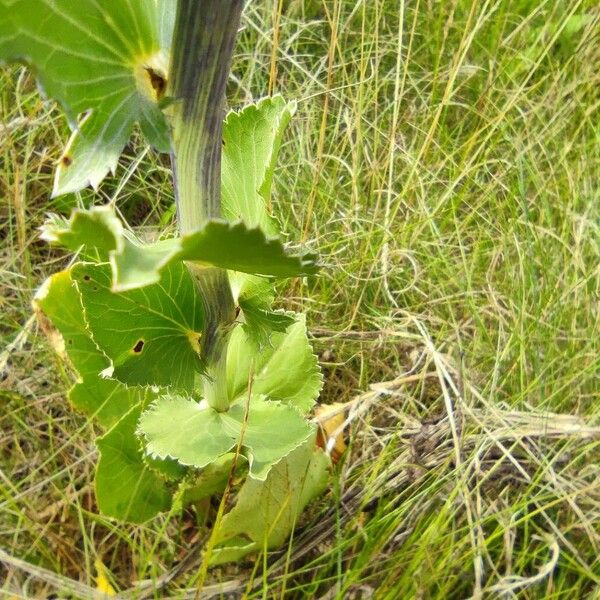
xmin=188 ymin=265 xmax=234 ymax=411
xmin=168 ymin=0 xmax=244 ymax=411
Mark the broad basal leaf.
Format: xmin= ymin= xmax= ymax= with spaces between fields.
xmin=211 ymin=435 xmax=330 ymax=565
xmin=33 ymin=269 xmax=107 ymax=379
xmin=69 ymin=377 xmax=157 ymax=430
xmin=72 ymin=261 xmax=204 ymax=391
xmin=96 ymin=404 xmax=172 ymax=523
xmin=222 ymin=96 xmax=296 ymax=235
xmin=33 ymin=268 xmax=158 ymax=427
xmin=138 ymin=395 xmax=314 ymax=480
xmin=34 ymin=268 xmax=174 ymax=519
xmin=0 ymin=0 xmax=175 ymax=195
xmin=44 ymin=207 xmax=319 ymax=291
xmin=227 ymin=314 xmax=323 ymax=414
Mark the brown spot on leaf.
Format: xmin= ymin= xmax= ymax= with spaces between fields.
xmin=132 ymin=339 xmax=145 ymax=354
xmin=61 ymin=154 xmax=73 ymax=167
xmin=33 ymin=304 xmax=66 ymax=357
xmin=145 ymin=67 xmax=166 ymax=100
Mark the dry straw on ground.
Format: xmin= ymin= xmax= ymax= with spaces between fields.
xmin=2 ymin=328 xmax=598 ymax=598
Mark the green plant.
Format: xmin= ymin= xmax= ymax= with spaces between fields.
xmin=1 ymin=0 xmax=330 ymax=563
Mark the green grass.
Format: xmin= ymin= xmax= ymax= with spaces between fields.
xmin=1 ymin=0 xmax=599 ymax=598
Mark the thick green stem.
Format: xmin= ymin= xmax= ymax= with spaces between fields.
xmin=169 ymin=0 xmax=243 ymax=232
xmin=188 ymin=266 xmax=234 ymax=412
xmin=168 ymin=0 xmax=243 ymax=411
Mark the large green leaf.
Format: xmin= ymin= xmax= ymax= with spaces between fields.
xmin=33 ymin=270 xmax=107 ymax=379
xmin=34 ymin=268 xmax=157 ymax=427
xmin=33 ymin=264 xmax=179 ymax=526
xmin=69 ymin=377 xmax=156 ymax=429
xmin=44 ymin=207 xmax=319 ymax=291
xmin=96 ymin=404 xmax=172 ymax=523
xmin=221 ymin=97 xmax=300 ymax=347
xmin=139 ymin=396 xmax=236 ymax=469
xmin=0 ymin=0 xmax=174 ymax=195
xmin=227 ymin=398 xmax=314 ymax=480
xmin=211 ymin=436 xmax=330 ymax=564
xmin=222 ymin=96 xmax=296 ymax=235
xmin=34 ymin=268 xmax=173 ymax=519
xmin=108 ymin=220 xmax=319 ymax=289
xmin=227 ymin=314 xmax=322 ymax=414
xmin=138 ymin=395 xmax=314 ymax=480
xmin=72 ymin=262 xmax=204 ymax=391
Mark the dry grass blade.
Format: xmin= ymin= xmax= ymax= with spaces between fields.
xmin=0 ymin=547 xmax=106 ymax=599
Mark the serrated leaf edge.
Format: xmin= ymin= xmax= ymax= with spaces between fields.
xmin=111 ymin=219 xmax=319 ymax=292
xmin=223 ymin=95 xmax=296 ymax=237
xmin=137 ymin=395 xmax=316 ymax=481
xmin=239 ymin=399 xmax=316 ymax=483
xmin=233 ymin=313 xmax=324 ymax=413
xmin=136 ymin=396 xmax=236 ymax=470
